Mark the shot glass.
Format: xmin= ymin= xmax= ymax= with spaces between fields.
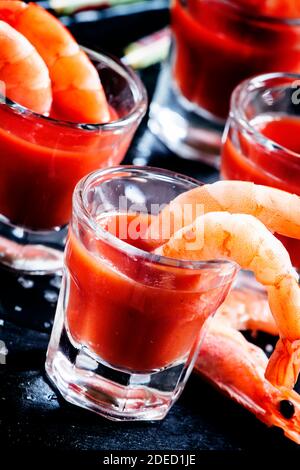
xmin=222 ymin=72 xmax=300 ymax=270
xmin=149 ymin=0 xmax=300 ymax=167
xmin=46 ymin=166 xmax=238 ymax=421
xmin=0 ymin=48 xmax=147 ymax=274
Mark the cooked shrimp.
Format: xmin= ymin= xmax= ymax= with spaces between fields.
xmin=0 ymin=233 xmax=63 ymax=271
xmin=147 ymin=181 xmax=300 ymax=249
xmin=0 ymin=1 xmax=110 ymax=123
xmin=195 ymin=318 xmax=300 ymax=444
xmin=217 ymin=285 xmax=277 ymax=336
xmin=155 ymin=211 xmax=300 ymax=389
xmin=0 ymin=20 xmax=51 ymax=114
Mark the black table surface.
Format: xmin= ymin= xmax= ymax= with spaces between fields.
xmin=0 ymin=1 xmax=300 ymax=460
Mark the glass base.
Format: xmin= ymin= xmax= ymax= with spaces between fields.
xmin=46 ymin=283 xmax=193 ymax=421
xmin=148 ymin=63 xmax=224 ymax=168
xmin=0 ymin=216 xmax=66 ymax=274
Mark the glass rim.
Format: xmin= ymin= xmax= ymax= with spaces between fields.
xmin=0 ymin=46 xmax=148 ymax=132
xmin=73 ymin=165 xmax=238 ymax=272
xmin=229 ymin=72 xmax=300 ymax=160
xmin=198 ymin=0 xmax=300 ymax=24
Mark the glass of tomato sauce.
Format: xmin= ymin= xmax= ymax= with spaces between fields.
xmin=46 ymin=166 xmax=237 ymax=421
xmin=222 ymin=72 xmax=300 ymax=269
xmin=0 ymin=48 xmax=147 ymax=274
xmin=149 ymin=0 xmax=300 ymax=167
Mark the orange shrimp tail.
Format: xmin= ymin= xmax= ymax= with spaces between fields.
xmin=265 ymin=338 xmax=300 ymax=388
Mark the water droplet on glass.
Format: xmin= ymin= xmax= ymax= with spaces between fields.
xmin=18 ymin=277 xmax=34 ymax=289
xmin=47 ymin=393 xmax=57 ymax=401
xmin=44 ymin=290 xmax=58 ymax=303
xmin=265 ymin=344 xmax=274 ymax=354
xmin=49 ymin=276 xmax=61 ymax=290
xmin=12 ymin=227 xmax=24 ymax=239
xmin=26 ymin=395 xmax=35 ymax=401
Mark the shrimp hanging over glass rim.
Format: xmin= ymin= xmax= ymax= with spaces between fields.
xmin=154 ymin=210 xmax=300 ymax=390
xmin=0 ymin=20 xmax=52 ymax=114
xmin=146 ymin=180 xmax=300 ymax=250
xmin=0 ymin=0 xmax=110 ymax=123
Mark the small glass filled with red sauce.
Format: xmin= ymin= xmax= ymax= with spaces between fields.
xmin=222 ymin=72 xmax=300 ymax=268
xmin=149 ymin=0 xmax=300 ymax=167
xmin=46 ymin=166 xmax=237 ymax=421
xmin=0 ymin=48 xmax=147 ymax=273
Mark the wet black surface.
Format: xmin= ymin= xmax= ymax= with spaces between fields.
xmin=0 ymin=1 xmax=300 ymax=460
xmin=1 ymin=320 xmax=299 ymax=456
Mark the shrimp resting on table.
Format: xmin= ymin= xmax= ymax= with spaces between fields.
xmin=149 ymin=181 xmax=300 ymax=443
xmin=195 ymin=312 xmax=300 ymax=444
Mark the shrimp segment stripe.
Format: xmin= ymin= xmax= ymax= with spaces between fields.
xmin=147 ymin=181 xmax=300 ymax=250
xmin=0 ymin=1 xmax=110 ymax=122
xmin=0 ymin=20 xmax=52 ymax=114
xmin=156 ymin=211 xmax=300 ymax=390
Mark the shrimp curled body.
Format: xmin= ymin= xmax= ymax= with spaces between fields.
xmin=156 ymin=212 xmax=300 ymax=389
xmin=0 ymin=20 xmax=51 ymax=114
xmin=0 ymin=1 xmax=109 ymax=123
xmin=148 ymin=181 xmax=300 ymax=250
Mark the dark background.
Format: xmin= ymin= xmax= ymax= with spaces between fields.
xmin=0 ymin=0 xmax=299 ymax=461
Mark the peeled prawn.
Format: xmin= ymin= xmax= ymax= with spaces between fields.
xmin=155 ymin=211 xmax=300 ymax=389
xmin=0 ymin=20 xmax=51 ymax=114
xmin=217 ymin=285 xmax=277 ymax=336
xmin=195 ymin=317 xmax=300 ymax=444
xmin=0 ymin=1 xmax=110 ymax=123
xmin=147 ymin=181 xmax=300 ymax=249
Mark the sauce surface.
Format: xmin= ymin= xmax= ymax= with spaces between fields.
xmin=172 ymin=0 xmax=300 ymax=119
xmin=0 ymin=105 xmax=130 ymax=229
xmin=66 ymin=213 xmax=233 ymax=371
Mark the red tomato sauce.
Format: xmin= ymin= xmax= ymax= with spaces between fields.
xmin=171 ymin=0 xmax=300 ymax=119
xmin=222 ymin=116 xmax=300 ymax=268
xmin=65 ymin=213 xmax=233 ymax=371
xmin=0 ymin=105 xmax=131 ymax=230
